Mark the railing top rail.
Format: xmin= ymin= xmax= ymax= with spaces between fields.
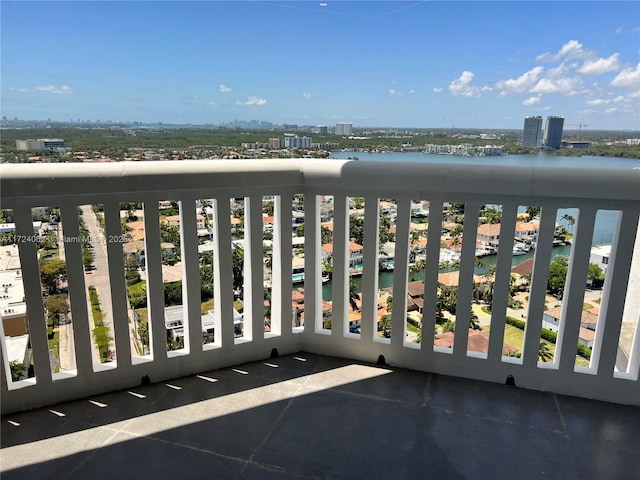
xmin=2 ymin=159 xmax=639 ymax=203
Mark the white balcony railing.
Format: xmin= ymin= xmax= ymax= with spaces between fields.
xmin=1 ymin=159 xmax=639 ymax=413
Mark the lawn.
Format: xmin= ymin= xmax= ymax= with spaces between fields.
xmin=483 ymin=324 xmax=590 ymax=367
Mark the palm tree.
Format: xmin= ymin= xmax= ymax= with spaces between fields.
xmin=469 ymin=308 xmax=480 ymax=330
xmin=562 ymin=213 xmax=576 ymax=233
xmin=348 ymin=279 xmax=360 ymax=312
xmin=538 ymin=342 xmax=554 ymax=362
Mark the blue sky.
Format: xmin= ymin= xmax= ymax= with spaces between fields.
xmin=2 ymin=1 xmax=639 ymax=129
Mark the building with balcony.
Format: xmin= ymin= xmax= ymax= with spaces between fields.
xmin=283 ymin=136 xmax=312 ymax=149
xmin=543 ymin=116 xmax=565 ymax=149
xmin=335 ymin=122 xmax=353 ymax=136
xmin=522 ymin=116 xmax=543 ymax=148
xmin=1 ymin=159 xmax=638 ymax=479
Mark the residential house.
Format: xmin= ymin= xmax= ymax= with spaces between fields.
xmin=590 ymin=244 xmax=611 ymax=274
xmin=477 ymin=223 xmax=501 ymax=249
xmin=321 ymin=241 xmax=364 ymax=268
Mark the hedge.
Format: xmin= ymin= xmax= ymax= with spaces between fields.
xmin=505 ymin=315 xmax=590 ymax=360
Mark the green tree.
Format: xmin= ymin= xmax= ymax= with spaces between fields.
xmin=349 ymin=279 xmax=360 ymax=312
xmin=587 ymin=263 xmax=605 ymax=288
xmin=547 ymin=257 xmax=568 ymax=296
xmin=44 ymin=294 xmax=70 ymax=320
xmin=232 ymin=244 xmax=244 ymax=298
xmin=538 ymin=342 xmax=554 ymax=362
xmin=9 ymin=361 xmax=26 ymax=381
xmin=561 ymin=213 xmax=576 ymax=233
xmin=39 ymin=259 xmax=67 ymax=294
xmin=349 ymin=215 xmax=364 ymax=245
xmin=525 ymin=206 xmax=541 ymax=220
xmin=378 ymin=314 xmax=391 ymax=338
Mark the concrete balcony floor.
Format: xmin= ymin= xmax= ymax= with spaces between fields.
xmin=2 ymin=353 xmax=639 ymax=480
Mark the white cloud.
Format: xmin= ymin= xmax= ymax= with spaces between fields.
xmin=11 ymin=84 xmax=74 ymax=94
xmin=610 ymin=62 xmax=640 ymax=88
xmin=218 ymin=84 xmax=232 ymax=93
xmin=432 ymin=87 xmax=444 ymax=93
xmin=408 ymin=89 xmax=415 ymax=94
xmin=578 ymin=54 xmax=620 ymax=75
xmin=496 ymin=66 xmax=544 ymax=94
xmin=530 ymin=64 xmax=583 ymax=95
xmin=586 ymin=99 xmax=609 ymax=106
xmin=536 ymin=40 xmax=589 ymax=62
xmin=236 ymin=96 xmax=267 ymax=106
xmin=522 ymin=96 xmax=541 ymax=105
xmin=448 ymin=71 xmax=486 ymax=97
xmin=614 ymin=26 xmax=624 ymax=34
xmin=303 ymin=92 xmax=312 ymax=99
xmin=388 ymin=89 xmax=398 ymax=96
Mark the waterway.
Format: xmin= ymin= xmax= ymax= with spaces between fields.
xmin=318 ymin=151 xmax=630 ymax=300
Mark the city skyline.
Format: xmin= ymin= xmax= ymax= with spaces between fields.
xmin=1 ymin=1 xmax=639 ymax=130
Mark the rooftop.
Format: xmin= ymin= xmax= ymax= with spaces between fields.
xmin=2 ymin=353 xmax=638 ymax=480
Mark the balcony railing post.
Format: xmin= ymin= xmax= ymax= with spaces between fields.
xmin=522 ymin=204 xmax=557 ymax=368
xmin=390 ymin=197 xmax=411 ymax=352
xmin=558 ymin=207 xmax=597 ymax=374
xmin=331 ymin=194 xmax=348 ymax=337
xmin=273 ymin=194 xmax=292 ymax=337
xmin=180 ymin=195 xmax=202 ymax=356
xmin=487 ymin=203 xmax=518 ymax=361
xmin=594 ymin=209 xmax=639 ymax=375
xmin=453 ymin=201 xmax=481 ymax=358
xmin=360 ymin=194 xmax=380 ymax=343
xmin=59 ymin=201 xmax=91 ymax=374
xmin=213 ymin=196 xmax=235 ymax=348
xmin=245 ymin=195 xmax=264 ymax=343
xmin=422 ymin=199 xmax=444 ymax=360
xmin=14 ymin=204 xmax=52 ymax=386
xmin=142 ymin=201 xmax=166 ymax=360
xmin=304 ymin=195 xmax=321 ymax=334
xmin=103 ymin=200 xmax=135 ymax=366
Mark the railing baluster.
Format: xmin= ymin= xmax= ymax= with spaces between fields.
xmin=332 ymin=194 xmax=348 ymax=336
xmin=103 ymin=199 xmax=134 ymax=365
xmin=245 ymin=195 xmax=264 ymax=343
xmin=213 ymin=196 xmax=234 ymax=348
xmin=14 ymin=204 xmax=52 ymax=386
xmin=143 ymin=201 xmax=165 ymax=359
xmin=59 ymin=202 xmax=88 ymax=375
xmin=391 ymin=197 xmax=411 ymax=350
xmin=453 ymin=201 xmax=480 ymax=358
xmin=423 ymin=199 xmax=443 ymax=358
xmin=273 ymin=194 xmax=291 ymax=336
xmin=595 ymin=209 xmax=639 ymax=375
xmin=558 ymin=207 xmax=596 ymax=374
xmin=487 ymin=203 xmax=518 ymax=361
xmin=522 ymin=204 xmax=557 ymax=368
xmin=361 ymin=194 xmax=380 ymax=343
xmin=180 ymin=195 xmax=201 ymax=355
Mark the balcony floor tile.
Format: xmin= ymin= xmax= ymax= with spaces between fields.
xmin=2 ymin=353 xmax=638 ymax=480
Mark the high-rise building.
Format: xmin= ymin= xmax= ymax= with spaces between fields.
xmin=269 ymin=138 xmax=282 ymax=149
xmin=318 ymin=125 xmax=328 ymax=135
xmin=522 ymin=116 xmax=542 ymax=148
xmin=284 ymin=136 xmax=312 ymax=149
xmin=335 ymin=122 xmax=353 ymax=136
xmin=543 ymin=116 xmax=564 ymax=149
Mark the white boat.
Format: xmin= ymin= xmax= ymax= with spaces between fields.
xmin=512 ymin=245 xmax=527 ymax=255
